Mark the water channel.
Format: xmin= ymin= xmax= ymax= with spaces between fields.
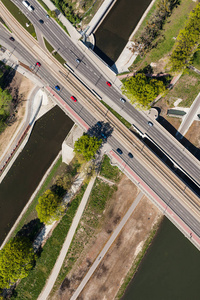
xmin=94 ymin=0 xmax=152 ymax=66
xmin=122 ymin=217 xmax=200 ymax=300
xmin=0 ymin=106 xmax=73 ymax=245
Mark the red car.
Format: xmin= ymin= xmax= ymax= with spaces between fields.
xmin=71 ymin=96 xmax=77 ymax=102
xmin=36 ymin=62 xmax=41 ymax=67
xmin=106 ymin=81 xmax=112 ymax=87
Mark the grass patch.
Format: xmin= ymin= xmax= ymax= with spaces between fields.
xmin=161 ymin=69 xmax=200 ymax=107
xmin=36 ymin=0 xmax=49 ymax=11
xmin=116 ymin=218 xmax=162 ymax=299
xmin=192 ymin=51 xmax=200 ymax=70
xmin=11 ymin=183 xmax=88 ymax=300
xmin=102 ymin=101 xmax=131 ymax=129
xmin=100 ymin=155 xmax=121 ymax=182
xmin=50 ymin=178 xmax=117 ymax=296
xmin=44 ymin=38 xmax=65 ymax=65
xmin=131 ymin=0 xmax=196 ymax=71
xmin=1 ymin=0 xmax=36 ymax=38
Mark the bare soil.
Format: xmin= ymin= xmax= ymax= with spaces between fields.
xmin=0 ymin=72 xmax=34 ymax=159
xmin=50 ymin=176 xmax=162 ymax=300
xmin=185 ymin=121 xmax=200 ymax=148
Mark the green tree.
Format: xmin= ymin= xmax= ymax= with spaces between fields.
xmin=36 ymin=189 xmax=63 ymax=224
xmin=0 ymin=237 xmax=35 ymax=289
xmin=0 ymin=87 xmax=12 ymax=117
xmin=122 ymin=73 xmax=166 ymax=108
xmin=74 ymin=134 xmax=102 ymax=161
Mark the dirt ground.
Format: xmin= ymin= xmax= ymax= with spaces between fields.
xmin=185 ymin=120 xmax=200 ymax=148
xmin=0 ymin=72 xmax=34 ymax=159
xmin=50 ymin=176 xmax=162 ymax=300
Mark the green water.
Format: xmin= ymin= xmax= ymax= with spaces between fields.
xmin=122 ymin=218 xmax=200 ymax=300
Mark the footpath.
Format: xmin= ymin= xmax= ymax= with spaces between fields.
xmin=37 ymin=175 xmax=97 ymax=300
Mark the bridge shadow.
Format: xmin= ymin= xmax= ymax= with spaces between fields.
xmin=158 ymin=116 xmax=200 ymax=160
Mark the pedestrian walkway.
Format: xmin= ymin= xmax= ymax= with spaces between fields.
xmin=37 ymin=175 xmax=97 ymax=300
xmin=70 ymin=191 xmax=143 ymax=300
xmin=40 ymin=0 xmax=81 ymax=41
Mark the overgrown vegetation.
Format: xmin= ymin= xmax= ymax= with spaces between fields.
xmin=74 ymin=133 xmax=102 ymax=161
xmin=1 ymin=0 xmax=36 ymax=38
xmin=100 ymin=155 xmax=122 ymax=182
xmin=132 ymin=0 xmax=180 ymax=56
xmin=0 ymin=237 xmax=36 ymax=290
xmin=122 ymin=73 xmax=166 ymax=109
xmin=131 ymin=0 xmax=196 ymax=71
xmin=51 ymin=0 xmax=81 ymax=25
xmin=169 ymin=2 xmax=200 ymax=72
xmin=11 ymin=184 xmax=88 ymax=300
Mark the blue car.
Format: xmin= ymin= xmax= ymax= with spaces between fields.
xmin=97 ymin=121 xmax=102 ymax=128
xmin=55 ymin=85 xmax=60 ymax=91
xmin=101 ymin=132 xmax=107 ymax=139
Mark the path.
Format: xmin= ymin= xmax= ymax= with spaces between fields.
xmin=37 ymin=175 xmax=97 ymax=300
xmin=177 ymin=92 xmax=200 ymax=137
xmin=70 ymin=191 xmax=143 ymax=300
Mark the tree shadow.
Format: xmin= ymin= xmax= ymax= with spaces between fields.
xmin=16 ymin=218 xmax=44 ymax=242
xmin=87 ymin=121 xmax=113 ymax=145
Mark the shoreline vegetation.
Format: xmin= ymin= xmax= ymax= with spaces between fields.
xmin=116 ymin=216 xmax=163 ymax=299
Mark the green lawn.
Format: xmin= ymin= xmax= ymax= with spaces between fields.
xmin=192 ymin=51 xmax=200 ymax=70
xmin=44 ymin=38 xmax=65 ymax=65
xmin=160 ymin=69 xmax=200 ymax=108
xmin=100 ymin=155 xmax=122 ymax=182
xmin=49 ymin=178 xmax=118 ymax=296
xmin=131 ymin=0 xmax=196 ymax=71
xmin=1 ymin=0 xmax=36 ymax=38
xmin=101 ymin=101 xmax=131 ymax=129
xmin=11 ymin=184 xmax=88 ymax=300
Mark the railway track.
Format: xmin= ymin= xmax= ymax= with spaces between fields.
xmin=1 ymin=3 xmax=200 ymax=222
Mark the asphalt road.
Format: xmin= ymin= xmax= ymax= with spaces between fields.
xmin=9 ymin=0 xmax=200 ymax=187
xmin=0 ymin=28 xmax=200 ymax=241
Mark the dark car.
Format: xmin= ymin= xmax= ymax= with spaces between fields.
xmin=55 ymin=85 xmax=60 ymax=91
xmin=117 ymin=148 xmax=123 ymax=155
xmin=128 ymin=152 xmax=133 ymax=158
xmin=9 ymin=37 xmax=15 ymax=42
xmin=120 ymin=97 xmax=126 ymax=103
xmin=39 ymin=19 xmax=44 ymax=24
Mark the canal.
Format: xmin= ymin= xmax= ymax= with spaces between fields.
xmin=0 ymin=106 xmax=73 ymax=245
xmin=94 ymin=0 xmax=152 ymax=66
xmin=122 ymin=217 xmax=200 ymax=300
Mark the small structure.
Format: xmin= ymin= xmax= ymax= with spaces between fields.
xmin=62 ymin=125 xmax=83 ymax=164
xmin=167 ymin=109 xmax=186 ymax=118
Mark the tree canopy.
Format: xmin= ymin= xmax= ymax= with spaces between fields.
xmin=74 ymin=134 xmax=102 ymax=161
xmin=0 ymin=237 xmax=35 ymax=289
xmin=169 ymin=3 xmax=200 ymax=72
xmin=36 ymin=189 xmax=63 ymax=224
xmin=122 ymin=73 xmax=166 ymax=108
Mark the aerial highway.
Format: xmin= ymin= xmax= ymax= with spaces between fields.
xmin=0 ymin=18 xmax=200 ymax=251
xmin=5 ymin=0 xmax=200 ymax=188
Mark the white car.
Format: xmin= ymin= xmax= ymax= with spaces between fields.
xmin=28 ymin=5 xmax=34 ymax=11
